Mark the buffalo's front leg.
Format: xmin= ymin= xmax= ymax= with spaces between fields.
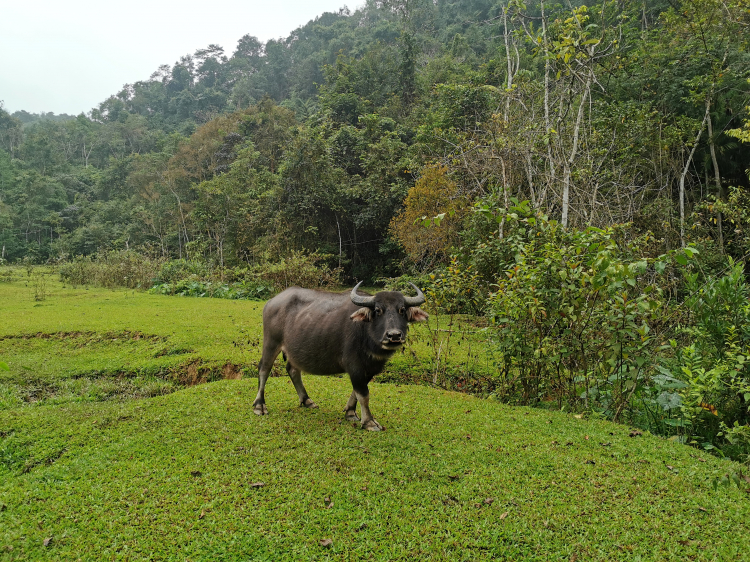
xmin=354 ymin=388 xmax=383 ymax=431
xmin=343 ymin=391 xmax=360 ymax=421
xmin=287 ymin=363 xmax=318 ymax=409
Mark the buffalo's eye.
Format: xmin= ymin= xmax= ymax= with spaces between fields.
xmin=375 ymin=308 xmax=383 ymax=316
xmin=399 ymin=307 xmax=406 ymax=315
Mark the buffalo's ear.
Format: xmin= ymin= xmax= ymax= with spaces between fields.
xmin=350 ymin=307 xmax=372 ymax=322
xmin=407 ymin=307 xmax=429 ymax=322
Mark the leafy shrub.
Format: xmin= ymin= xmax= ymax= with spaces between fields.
xmin=425 ymin=256 xmax=485 ymax=315
xmin=149 ymin=278 xmax=274 ymax=301
xmin=249 ymin=251 xmax=343 ymax=292
xmin=59 ymin=251 xmax=166 ymax=289
xmin=472 ymin=199 xmax=696 ymax=420
xmin=654 ymin=263 xmax=750 ymax=461
xmin=389 ymin=164 xmax=464 ymax=268
xmin=438 ymin=197 xmax=750 ymax=462
xmin=31 ymin=271 xmax=48 ymax=301
xmin=148 ymin=251 xmax=342 ymax=301
xmin=0 ymin=267 xmax=21 ymax=283
xmin=153 ymin=260 xmax=215 ymax=285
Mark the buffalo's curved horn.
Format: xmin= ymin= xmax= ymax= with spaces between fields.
xmin=403 ymin=282 xmax=426 ymax=307
xmin=350 ymin=281 xmax=376 ymax=308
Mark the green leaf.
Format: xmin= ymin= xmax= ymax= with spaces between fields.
xmin=674 ymin=253 xmax=688 ymax=266
xmin=0 ymin=361 xmax=8 ymax=371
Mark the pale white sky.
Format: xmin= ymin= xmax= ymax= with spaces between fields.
xmin=0 ymin=0 xmax=356 ymax=115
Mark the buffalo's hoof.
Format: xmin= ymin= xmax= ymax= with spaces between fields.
xmin=301 ymin=398 xmax=319 ymax=409
xmin=253 ymin=403 xmax=269 ymax=415
xmin=344 ymin=410 xmax=360 ymax=422
xmin=362 ymin=419 xmax=384 ymax=431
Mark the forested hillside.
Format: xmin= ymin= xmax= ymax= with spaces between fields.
xmin=1 ymin=0 xmax=747 ymax=274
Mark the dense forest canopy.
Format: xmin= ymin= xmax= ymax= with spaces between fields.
xmin=1 ymin=0 xmax=749 ymax=278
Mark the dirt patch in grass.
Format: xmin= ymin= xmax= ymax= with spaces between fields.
xmin=0 ymin=331 xmax=253 ymax=408
xmin=0 ymin=330 xmax=168 ymax=345
xmin=222 ymin=362 xmax=244 ymax=380
xmin=177 ymin=360 xmax=247 ymax=386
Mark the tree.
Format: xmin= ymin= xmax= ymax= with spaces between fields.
xmin=390 ymin=164 xmax=462 ymax=267
xmin=0 ymin=105 xmax=22 ymax=158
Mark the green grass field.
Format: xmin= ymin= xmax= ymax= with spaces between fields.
xmin=1 ymin=269 xmax=749 ymax=560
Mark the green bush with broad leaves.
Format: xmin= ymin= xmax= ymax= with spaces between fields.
xmin=655 ymin=262 xmax=750 ymax=461
xmin=148 ymin=278 xmax=274 ymax=300
xmin=472 ymin=199 xmax=697 ymax=421
xmin=417 ymin=198 xmax=750 ymax=462
xmin=148 ymin=251 xmax=342 ymax=300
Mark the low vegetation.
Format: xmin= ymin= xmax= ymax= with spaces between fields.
xmin=3 ymin=379 xmax=749 ymax=561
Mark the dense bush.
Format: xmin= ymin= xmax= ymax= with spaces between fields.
xmin=472 ymin=201 xmax=689 ymax=415
xmin=58 ymin=251 xmax=166 ymax=289
xmin=152 ymin=259 xmax=216 ymax=285
xmin=148 ymin=251 xmax=343 ymax=300
xmin=148 ymin=278 xmax=273 ymax=301
xmin=57 ymin=249 xmax=343 ymax=299
xmin=424 ymin=257 xmax=486 ymax=315
xmin=249 ymin=251 xmax=343 ymax=293
xmin=405 ymin=197 xmax=750 ymax=462
xmin=655 ymin=263 xmax=750 ymax=461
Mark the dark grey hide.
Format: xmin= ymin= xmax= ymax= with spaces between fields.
xmin=253 ymin=282 xmax=428 ymax=430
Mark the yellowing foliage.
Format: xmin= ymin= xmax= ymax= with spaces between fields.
xmin=390 ymin=165 xmax=464 ymax=266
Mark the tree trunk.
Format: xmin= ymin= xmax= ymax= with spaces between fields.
xmin=541 ymin=1 xmax=556 ymax=197
xmin=562 ymin=75 xmax=590 ymax=228
xmin=502 ymin=4 xmax=518 ymax=123
xmin=679 ymin=100 xmax=710 ymax=247
xmin=525 ymin=152 xmax=537 ymax=208
xmin=499 ymin=157 xmax=510 ymax=239
xmin=707 ymin=107 xmax=724 ymax=251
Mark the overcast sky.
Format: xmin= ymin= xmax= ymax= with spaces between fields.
xmin=0 ymin=0 xmax=355 ymax=116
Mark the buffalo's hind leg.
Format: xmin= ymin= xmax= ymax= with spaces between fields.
xmin=343 ymin=391 xmax=360 ymax=421
xmin=286 ymin=363 xmax=318 ymax=409
xmin=253 ymin=341 xmax=281 ymax=415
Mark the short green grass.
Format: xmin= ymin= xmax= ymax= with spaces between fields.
xmin=1 ymin=271 xmax=266 ymax=408
xmin=1 ymin=270 xmax=749 ymax=560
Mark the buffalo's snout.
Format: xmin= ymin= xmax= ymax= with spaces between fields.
xmin=385 ymin=329 xmax=405 ymax=343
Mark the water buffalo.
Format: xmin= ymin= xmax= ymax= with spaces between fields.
xmin=253 ymin=282 xmax=428 ymax=430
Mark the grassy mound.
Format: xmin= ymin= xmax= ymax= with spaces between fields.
xmin=1 ymin=378 xmax=749 ymax=560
